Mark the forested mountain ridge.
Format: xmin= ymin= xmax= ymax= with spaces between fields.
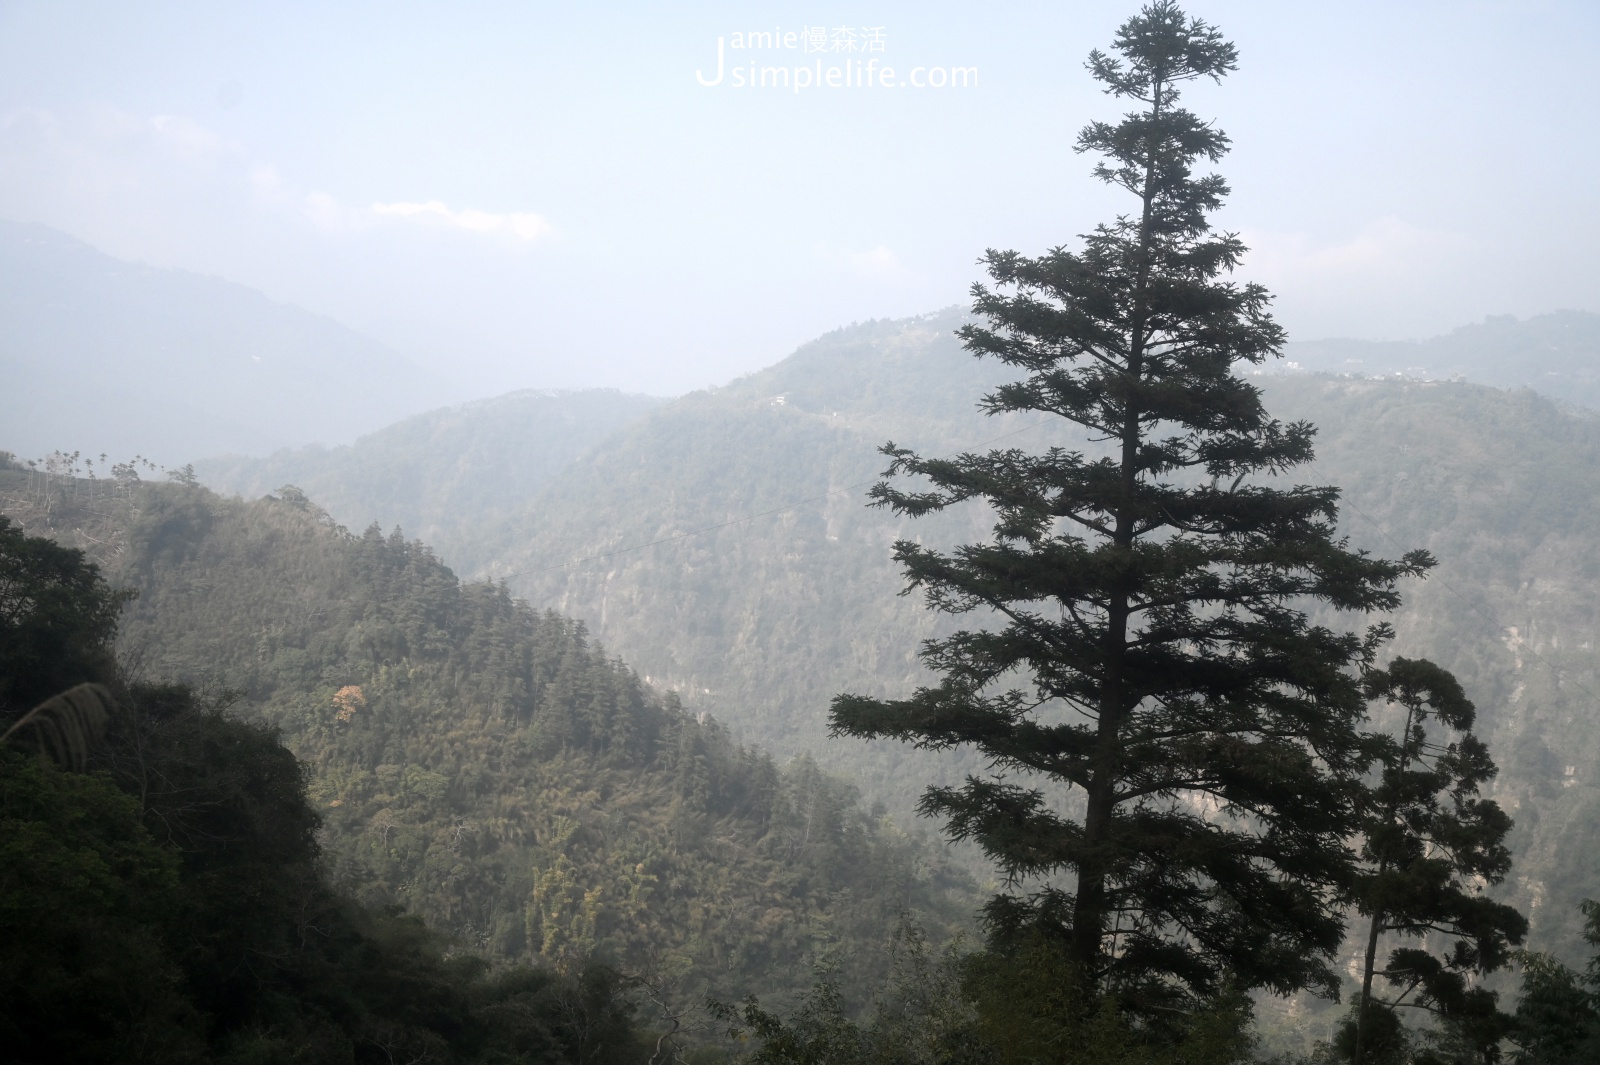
xmin=0 ymin=219 xmax=447 ymax=464
xmin=0 ymin=465 xmax=977 ymax=1010
xmin=0 ymin=515 xmax=660 ymax=1064
xmin=476 ymin=310 xmax=1076 ymax=717
xmin=418 ymin=313 xmax=1600 ymax=966
xmin=194 ymin=388 xmax=666 ymax=563
xmin=1283 ymin=310 xmax=1600 ymax=407
xmin=1262 ymin=376 xmax=1600 ymax=944
xmin=459 ymin=310 xmax=1040 ymax=810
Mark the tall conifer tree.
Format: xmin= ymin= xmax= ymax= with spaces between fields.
xmin=831 ymin=1 xmax=1433 ymax=1010
xmin=1345 ymin=658 xmax=1526 ymax=1065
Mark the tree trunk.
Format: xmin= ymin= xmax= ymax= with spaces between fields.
xmin=1067 ymin=70 xmax=1166 ymax=997
xmin=1355 ymin=703 xmax=1416 ymax=1064
xmin=1353 ymin=907 xmax=1384 ymax=1065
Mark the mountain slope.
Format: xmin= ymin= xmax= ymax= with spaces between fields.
xmin=463 ymin=311 xmax=1092 ymax=814
xmin=474 ymin=310 xmax=1080 ymax=662
xmin=194 ymin=388 xmax=666 ymax=560
xmin=0 ymin=219 xmax=448 ymax=464
xmin=0 ymin=466 xmax=976 ymax=1007
xmin=1283 ymin=310 xmax=1600 ymax=405
xmin=453 ymin=313 xmax=1600 ymax=961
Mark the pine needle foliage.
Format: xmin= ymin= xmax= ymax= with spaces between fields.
xmin=1345 ymin=658 xmax=1526 ymax=1064
xmin=1511 ymin=902 xmax=1600 ymax=1065
xmin=831 ymin=1 xmax=1433 ymax=1012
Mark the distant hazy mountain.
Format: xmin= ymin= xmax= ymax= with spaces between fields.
xmin=1284 ymin=310 xmax=1600 ymax=404
xmin=0 ymin=219 xmax=448 ymax=465
xmin=196 ymin=388 xmax=665 ymax=558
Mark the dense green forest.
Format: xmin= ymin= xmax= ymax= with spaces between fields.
xmin=0 ymin=462 xmax=977 ymax=1016
xmin=19 ymin=488 xmax=1596 ymax=1062
xmin=0 ymin=515 xmax=653 ymax=1063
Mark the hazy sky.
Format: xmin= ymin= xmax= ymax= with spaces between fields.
xmin=1 ymin=1 xmax=1595 ymax=398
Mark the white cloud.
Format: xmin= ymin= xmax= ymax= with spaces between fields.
xmin=148 ymin=114 xmax=230 ymax=161
xmin=302 ymin=190 xmax=362 ymax=234
xmin=0 ymin=101 xmax=553 ymax=254
xmin=1242 ymin=215 xmax=1476 ymax=281
xmin=844 ymin=244 xmax=900 ymax=277
xmin=1240 ymin=216 xmax=1489 ymax=340
xmin=371 ymin=199 xmax=551 ymax=241
xmin=248 ymin=163 xmax=285 ymax=198
xmin=815 ymin=243 xmax=913 ymax=285
xmin=1 ymin=105 xmax=59 ymax=134
xmin=0 ymin=105 xmax=253 ymax=265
